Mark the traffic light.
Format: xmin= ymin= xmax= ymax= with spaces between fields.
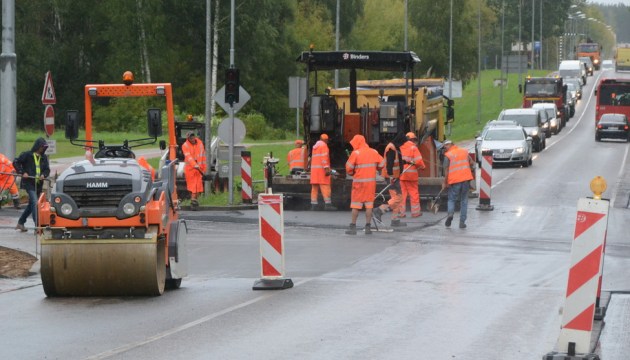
xmin=224 ymin=68 xmax=240 ymax=105
xmin=446 ymin=99 xmax=455 ymax=123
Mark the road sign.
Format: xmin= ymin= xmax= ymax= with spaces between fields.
xmin=42 ymin=71 xmax=57 ymax=105
xmin=218 ymin=117 xmax=246 ymax=145
xmin=45 ymin=139 xmax=57 ymax=155
xmin=44 ymin=105 xmax=55 ymax=137
xmin=214 ymin=86 xmax=251 ymax=114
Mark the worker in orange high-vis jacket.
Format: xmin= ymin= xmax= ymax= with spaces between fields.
xmin=399 ymin=132 xmax=426 ymax=218
xmin=442 ymin=139 xmax=474 ymax=229
xmin=181 ymin=131 xmax=206 ymax=210
xmin=310 ymin=134 xmax=335 ymax=210
xmin=136 ymin=156 xmax=156 ymax=181
xmin=345 ymin=134 xmax=384 ymax=235
xmin=287 ymin=139 xmax=307 ymax=174
xmin=0 ymin=152 xmax=21 ymax=209
xmin=372 ymin=132 xmax=407 ymax=227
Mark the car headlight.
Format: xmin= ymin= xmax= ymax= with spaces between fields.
xmin=123 ymin=203 xmax=136 ymax=215
xmin=60 ymin=203 xmax=73 ymax=216
xmin=531 ymin=129 xmax=538 ymax=136
xmin=550 ymin=119 xmax=557 ymax=126
xmin=542 ymin=122 xmax=549 ymax=129
xmin=514 ymin=147 xmax=524 ymax=154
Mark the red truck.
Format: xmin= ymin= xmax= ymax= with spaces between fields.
xmin=576 ymin=42 xmax=602 ymax=70
xmin=522 ymin=76 xmax=569 ymax=128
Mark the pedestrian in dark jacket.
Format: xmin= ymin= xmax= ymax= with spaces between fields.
xmin=13 ymin=137 xmax=50 ymax=232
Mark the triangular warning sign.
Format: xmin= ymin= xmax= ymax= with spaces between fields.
xmin=41 ymin=71 xmax=56 ymax=105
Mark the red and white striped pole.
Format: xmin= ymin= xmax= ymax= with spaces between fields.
xmin=241 ymin=151 xmax=252 ymax=204
xmin=545 ymin=177 xmax=609 ymax=360
xmin=253 ymin=193 xmax=293 ymax=290
xmin=594 ymin=230 xmax=607 ymax=321
xmin=476 ymin=149 xmax=494 ymax=211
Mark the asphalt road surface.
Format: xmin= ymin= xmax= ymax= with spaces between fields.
xmin=0 ymin=69 xmax=629 ymax=360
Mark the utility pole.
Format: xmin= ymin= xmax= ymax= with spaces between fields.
xmin=0 ymin=0 xmax=17 ymax=159
xmin=518 ymin=0 xmax=522 ymax=92
xmin=500 ymin=1 xmax=504 ymax=107
xmin=228 ymin=0 xmax=235 ymax=204
xmin=477 ymin=0 xmax=481 ymax=125
xmin=448 ymin=0 xmax=453 ymax=136
xmin=531 ymin=0 xmax=535 ymax=71
xmin=334 ymin=0 xmax=340 ymax=88
xmin=204 ymin=0 xmax=213 ymax=195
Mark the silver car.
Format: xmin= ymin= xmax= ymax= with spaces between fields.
xmin=476 ymin=125 xmax=533 ymax=167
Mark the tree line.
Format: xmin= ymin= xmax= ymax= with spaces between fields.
xmin=10 ymin=0 xmax=619 ymax=134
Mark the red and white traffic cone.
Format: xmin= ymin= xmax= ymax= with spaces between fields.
xmin=544 ymin=177 xmax=609 ymax=360
xmin=253 ymin=193 xmax=293 ymax=290
xmin=476 ymin=149 xmax=494 ymax=211
xmin=241 ymin=151 xmax=252 ymax=204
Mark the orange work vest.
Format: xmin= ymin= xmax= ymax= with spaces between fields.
xmin=399 ymin=141 xmax=425 ymax=181
xmin=445 ymin=145 xmax=474 ymax=185
xmin=181 ymin=139 xmax=207 ymax=173
xmin=380 ymin=142 xmax=400 ymax=179
xmin=310 ymin=141 xmax=330 ymax=185
xmin=287 ymin=147 xmax=306 ymax=170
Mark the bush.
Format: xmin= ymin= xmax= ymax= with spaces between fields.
xmin=242 ymin=113 xmax=268 ymax=140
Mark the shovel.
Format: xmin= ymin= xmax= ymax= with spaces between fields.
xmin=428 ymin=188 xmax=445 ymax=214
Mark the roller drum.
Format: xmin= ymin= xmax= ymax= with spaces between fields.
xmin=40 ymin=233 xmax=166 ymax=297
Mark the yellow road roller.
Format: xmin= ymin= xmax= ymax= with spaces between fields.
xmin=37 ymin=72 xmax=187 ymax=296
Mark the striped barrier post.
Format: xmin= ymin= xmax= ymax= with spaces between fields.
xmin=544 ymin=177 xmax=608 ymax=360
xmin=594 ymin=230 xmax=607 ymax=321
xmin=241 ymin=151 xmax=252 ymax=203
xmin=476 ymin=149 xmax=494 ymax=211
xmin=253 ymin=193 xmax=293 ymax=290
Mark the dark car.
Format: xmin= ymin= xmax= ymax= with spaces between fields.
xmin=595 ymin=113 xmax=630 ymax=142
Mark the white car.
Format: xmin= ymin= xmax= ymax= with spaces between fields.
xmin=601 ymin=59 xmax=614 ymax=70
xmin=476 ymin=124 xmax=533 ymax=168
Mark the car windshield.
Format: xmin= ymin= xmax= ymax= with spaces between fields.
xmin=600 ymin=115 xmax=626 ymax=124
xmin=544 ymin=109 xmax=555 ymax=118
xmin=578 ymin=44 xmax=599 ymax=52
xmin=484 ymin=129 xmax=525 ymax=141
xmin=500 ymin=114 xmax=538 ymax=127
xmin=579 ymin=58 xmax=592 ymax=65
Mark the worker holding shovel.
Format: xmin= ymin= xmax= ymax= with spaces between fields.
xmin=372 ymin=132 xmax=408 ymax=228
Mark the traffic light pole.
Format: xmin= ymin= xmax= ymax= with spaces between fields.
xmin=228 ymin=105 xmax=235 ymax=205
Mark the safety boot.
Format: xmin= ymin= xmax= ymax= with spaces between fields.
xmin=364 ymin=224 xmax=372 ymax=235
xmin=13 ymin=198 xmax=21 ymax=209
xmin=324 ymin=203 xmax=337 ymax=211
xmin=345 ymin=223 xmax=357 ymax=235
xmin=445 ymin=215 xmax=453 ymax=227
xmin=190 ymin=199 xmax=199 ymax=211
xmin=459 ymin=222 xmax=467 ymax=229
xmin=390 ymin=219 xmax=407 ymax=227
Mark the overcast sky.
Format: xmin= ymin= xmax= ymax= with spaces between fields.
xmin=587 ymin=0 xmax=629 ymax=5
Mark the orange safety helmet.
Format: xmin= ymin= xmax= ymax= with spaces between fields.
xmin=294 ymin=139 xmax=304 ymax=146
xmin=320 ymin=134 xmax=329 ymax=140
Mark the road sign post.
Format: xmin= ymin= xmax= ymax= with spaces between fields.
xmin=214 ymin=85 xmax=250 ymax=205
